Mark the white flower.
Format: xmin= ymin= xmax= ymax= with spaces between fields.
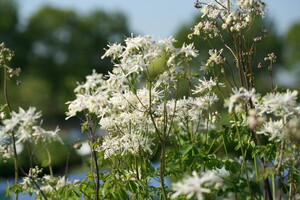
xmin=257 ymin=119 xmax=284 ymax=141
xmin=98 ymin=133 xmax=153 ymax=159
xmin=101 ymin=43 xmax=124 ymax=60
xmin=56 ymin=176 xmax=69 ymax=189
xmin=124 ymin=35 xmax=152 ymax=53
xmin=283 ymin=117 xmax=300 ymax=142
xmin=21 ymin=177 xmax=36 ymax=193
xmin=159 ymin=97 xmax=208 ymax=121
xmin=238 ymin=0 xmax=266 ymax=16
xmin=192 ymin=0 xmax=266 ymax=36
xmin=40 ymin=176 xmax=69 ymax=193
xmin=155 ymin=95 xmax=218 ymax=136
xmin=74 ymin=70 xmax=105 ymax=94
xmin=189 ymin=20 xmax=219 ymax=39
xmin=192 ymin=77 xmax=224 ymax=94
xmin=2 ymin=107 xmax=61 ymax=144
xmin=33 ymin=126 xmax=62 ymax=144
xmin=65 ymin=94 xmax=88 ymax=119
xmin=171 ymin=171 xmax=222 ymax=200
xmin=224 ymin=87 xmax=258 ymax=113
xmin=259 ymin=90 xmax=298 ymax=117
xmin=66 ymin=93 xmax=107 ymax=119
xmin=0 ymin=130 xmax=9 ymax=158
xmin=180 ymin=43 xmax=199 ymax=58
xmin=201 ymin=3 xmax=222 ymax=19
xmin=3 ymin=107 xmax=41 ymax=133
xmin=205 ymin=49 xmax=225 ymax=68
xmin=2 ymin=107 xmax=41 ymax=143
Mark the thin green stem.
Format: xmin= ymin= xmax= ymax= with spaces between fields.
xmin=233 ymin=34 xmax=244 ymax=88
xmin=288 ymin=160 xmax=294 ymax=200
xmin=222 ymin=135 xmax=228 ymax=157
xmin=12 ymin=133 xmax=19 ymax=200
xmin=86 ymin=117 xmax=100 ymax=200
xmin=79 ymin=189 xmax=93 ymax=200
xmin=3 ymin=60 xmax=19 ymax=200
xmin=207 ymin=139 xmax=216 ymax=153
xmin=91 ymin=136 xmax=100 ymax=200
xmin=160 ymin=141 xmax=168 ymax=200
xmin=272 ymin=174 xmax=276 ymax=200
xmin=3 ymin=63 xmax=12 ymax=112
xmin=268 ymin=61 xmax=274 ymax=92
xmin=234 ymin=115 xmax=253 ymax=200
xmin=15 ymin=162 xmax=48 ymax=200
xmin=277 ymin=141 xmax=285 ymax=200
xmin=45 ymin=148 xmax=53 ymax=177
xmin=160 ymin=85 xmax=169 ymax=200
xmin=148 ymin=81 xmax=162 ymax=141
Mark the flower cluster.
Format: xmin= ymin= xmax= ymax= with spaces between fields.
xmin=226 ymin=87 xmax=300 ymax=142
xmin=0 ymin=42 xmax=14 ymax=64
xmin=192 ymin=77 xmax=224 ymax=94
xmin=0 ymin=107 xmax=61 ymax=145
xmin=40 ymin=175 xmax=69 ymax=194
xmin=155 ymin=94 xmax=219 ymax=136
xmin=189 ymin=0 xmax=266 ymax=39
xmin=259 ymin=90 xmax=298 ymax=117
xmin=204 ymin=49 xmax=225 ymax=69
xmin=0 ymin=43 xmax=21 ymax=78
xmin=66 ymin=35 xmax=199 ymax=158
xmin=171 ymin=171 xmax=222 ymax=200
xmin=0 ymin=107 xmax=61 ymax=159
xmin=256 ymin=90 xmax=300 ymax=141
xmin=101 ymin=35 xmax=198 ymax=81
xmin=4 ymin=0 xmax=300 ymax=199
xmin=20 ymin=166 xmax=43 ymax=194
xmin=98 ymin=133 xmax=153 ymax=159
xmin=20 ymin=166 xmax=70 ymax=196
xmin=224 ymin=87 xmax=258 ymax=113
xmin=188 ymin=20 xmax=218 ymax=38
xmin=257 ymin=119 xmax=284 ymax=141
xmin=264 ymin=52 xmax=277 ymax=63
xmin=65 ymin=70 xmax=109 ymax=118
xmin=0 ymin=131 xmax=10 ymax=159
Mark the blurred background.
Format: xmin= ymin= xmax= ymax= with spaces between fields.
xmin=0 ymin=0 xmax=300 ymax=198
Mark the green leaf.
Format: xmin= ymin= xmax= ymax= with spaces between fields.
xmin=128 ymin=181 xmax=137 ymax=193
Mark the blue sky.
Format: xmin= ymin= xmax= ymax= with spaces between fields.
xmin=16 ymin=0 xmax=300 ymax=38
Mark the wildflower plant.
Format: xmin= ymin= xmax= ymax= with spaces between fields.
xmin=1 ymin=0 xmax=300 ymax=200
xmin=0 ymin=43 xmax=63 ymax=200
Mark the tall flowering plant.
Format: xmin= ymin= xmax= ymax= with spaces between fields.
xmin=0 ymin=43 xmax=62 ymax=200
xmin=1 ymin=0 xmax=300 ymax=199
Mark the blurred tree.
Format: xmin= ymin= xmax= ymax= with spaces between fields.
xmin=0 ymin=1 xmax=130 ymax=121
xmin=279 ymin=22 xmax=300 ymax=90
xmin=0 ymin=0 xmax=18 ymax=42
xmin=22 ymin=7 xmax=130 ymax=119
xmin=285 ymin=22 xmax=300 ymax=67
xmin=0 ymin=0 xmax=30 ymax=70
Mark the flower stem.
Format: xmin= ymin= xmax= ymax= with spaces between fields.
xmin=160 ymin=141 xmax=168 ymax=200
xmin=3 ymin=60 xmax=19 ymax=200
xmin=234 ymin=115 xmax=253 ymax=200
